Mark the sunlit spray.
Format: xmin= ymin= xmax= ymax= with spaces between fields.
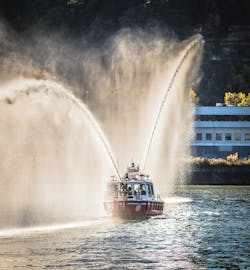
xmin=0 ymin=26 xmax=203 ymax=228
xmin=0 ymin=79 xmax=119 ymax=228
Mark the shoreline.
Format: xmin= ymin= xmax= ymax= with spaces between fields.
xmin=187 ymin=165 xmax=250 ymax=185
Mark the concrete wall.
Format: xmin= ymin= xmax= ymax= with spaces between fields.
xmin=187 ymin=165 xmax=250 ymax=185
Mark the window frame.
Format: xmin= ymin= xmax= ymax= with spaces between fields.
xmin=216 ymin=133 xmax=222 ymax=141
xmin=244 ymin=133 xmax=250 ymax=141
xmin=225 ymin=133 xmax=232 ymax=141
xmin=196 ymin=133 xmax=202 ymax=141
xmin=205 ymin=133 xmax=212 ymax=141
xmin=234 ymin=133 xmax=241 ymax=141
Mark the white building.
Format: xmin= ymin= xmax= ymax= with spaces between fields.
xmin=191 ymin=106 xmax=250 ymax=158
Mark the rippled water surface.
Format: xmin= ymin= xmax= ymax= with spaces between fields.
xmin=0 ymin=186 xmax=249 ymax=269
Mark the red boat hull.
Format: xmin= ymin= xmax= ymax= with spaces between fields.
xmin=104 ymin=200 xmax=164 ymax=219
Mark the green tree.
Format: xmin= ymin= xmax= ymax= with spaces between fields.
xmin=224 ymin=91 xmax=250 ymax=106
xmin=238 ymin=93 xmax=250 ymax=106
xmin=67 ymin=0 xmax=80 ymax=5
xmin=190 ymin=89 xmax=200 ymax=105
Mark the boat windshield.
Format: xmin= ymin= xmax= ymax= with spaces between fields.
xmin=120 ymin=181 xmax=152 ymax=199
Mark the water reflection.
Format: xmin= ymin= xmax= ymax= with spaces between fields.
xmin=0 ymin=186 xmax=249 ymax=269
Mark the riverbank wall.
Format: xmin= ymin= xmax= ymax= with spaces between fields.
xmin=187 ymin=165 xmax=250 ymax=185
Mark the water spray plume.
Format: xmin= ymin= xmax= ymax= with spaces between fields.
xmin=0 ymin=78 xmax=121 ymax=179
xmin=0 ymin=78 xmax=120 ymax=228
xmin=142 ymin=35 xmax=203 ymax=172
xmin=0 ymin=28 xmax=203 ymax=228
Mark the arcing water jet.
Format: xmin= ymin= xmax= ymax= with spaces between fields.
xmin=87 ymin=31 xmax=203 ymax=193
xmin=0 ymin=28 xmax=203 ymax=228
xmin=0 ymin=78 xmax=119 ymax=228
xmin=143 ymin=34 xmax=203 ymax=172
xmin=0 ymin=79 xmax=120 ymax=178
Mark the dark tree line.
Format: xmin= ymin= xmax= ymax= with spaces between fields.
xmin=1 ymin=0 xmax=249 ymax=37
xmin=0 ymin=0 xmax=249 ymax=104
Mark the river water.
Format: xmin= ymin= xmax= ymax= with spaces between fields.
xmin=0 ymin=186 xmax=249 ymax=269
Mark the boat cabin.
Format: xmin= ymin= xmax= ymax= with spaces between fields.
xmin=121 ymin=179 xmax=155 ymax=201
xmin=106 ymin=177 xmax=155 ymax=202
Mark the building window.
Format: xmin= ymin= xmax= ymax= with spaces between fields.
xmin=216 ymin=133 xmax=222 ymax=140
xmin=206 ymin=133 xmax=212 ymax=140
xmin=225 ymin=133 xmax=232 ymax=140
xmin=235 ymin=133 xmax=241 ymax=141
xmin=245 ymin=133 xmax=250 ymax=141
xmin=196 ymin=133 xmax=202 ymax=140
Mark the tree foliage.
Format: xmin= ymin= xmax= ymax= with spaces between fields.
xmin=224 ymin=91 xmax=250 ymax=106
xmin=189 ymin=89 xmax=200 ymax=105
xmin=67 ymin=0 xmax=80 ymax=5
xmin=1 ymin=0 xmax=250 ymax=106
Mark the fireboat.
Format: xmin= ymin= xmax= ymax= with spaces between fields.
xmin=104 ymin=162 xmax=164 ymax=219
